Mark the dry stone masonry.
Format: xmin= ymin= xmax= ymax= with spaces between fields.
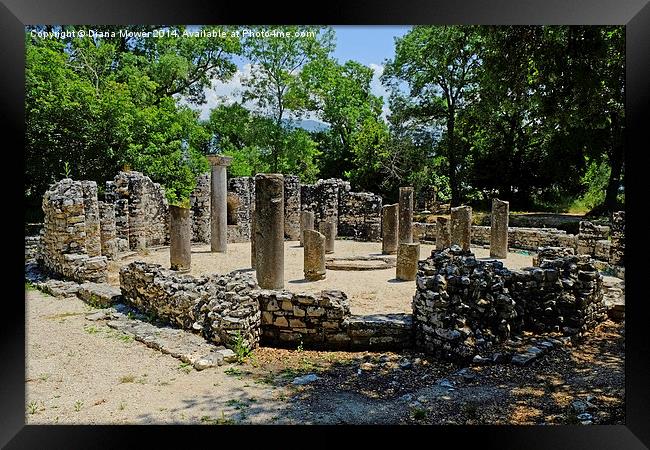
xmin=41 ymin=179 xmax=108 ymax=283
xmin=283 ymin=175 xmax=301 ymax=240
xmin=119 ymin=261 xmax=261 ymax=350
xmin=413 ymin=246 xmax=606 ymax=361
xmin=105 ymin=171 xmax=169 ymax=250
xmin=98 ymin=201 xmax=118 ymax=260
xmin=226 ymin=176 xmax=255 ymax=242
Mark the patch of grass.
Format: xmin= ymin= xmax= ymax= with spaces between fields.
xmin=224 ymin=367 xmax=243 ymax=377
xmin=83 ymin=325 xmax=100 ymax=334
xmin=225 ymin=399 xmax=248 ymax=410
xmin=117 ymin=333 xmax=133 ymax=343
xmin=411 ymin=406 xmax=427 ymax=420
xmin=119 ymin=374 xmax=136 ymax=384
xmin=178 ymin=362 xmax=193 ymax=374
xmin=38 ymin=373 xmax=50 ymax=382
xmin=118 ymin=402 xmax=126 ymax=411
xmin=25 ymin=281 xmax=38 ymax=292
xmin=27 ymin=401 xmax=38 ymax=415
xmin=74 ymin=400 xmax=83 ymax=412
xmin=45 ymin=312 xmax=83 ymax=320
xmin=232 ymin=331 xmax=253 ymax=364
xmin=201 ymin=411 xmax=235 ymax=425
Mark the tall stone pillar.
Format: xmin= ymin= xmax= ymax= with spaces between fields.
xmin=208 ymin=155 xmax=233 ymax=253
xmin=382 ymin=203 xmax=399 ymax=255
xmin=255 ymin=174 xmax=284 ymax=289
xmin=98 ymin=201 xmax=118 ymax=260
xmin=299 ymin=211 xmax=315 ymax=247
xmin=303 ymin=229 xmax=326 ymax=281
xmin=396 ymin=242 xmax=420 ymax=281
xmin=436 ymin=216 xmax=451 ymax=250
xmin=398 ymin=187 xmax=413 ymax=244
xmin=490 ymin=198 xmax=509 ymax=258
xmin=451 ymin=206 xmax=472 ymax=251
xmin=318 ymin=220 xmax=336 ymax=254
xmin=169 ymin=205 xmax=191 ymax=272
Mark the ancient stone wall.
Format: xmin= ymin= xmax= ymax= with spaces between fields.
xmin=610 ymin=211 xmax=624 ymax=266
xmin=98 ymin=201 xmax=118 ymax=260
xmin=301 ymin=178 xmax=342 ymax=232
xmin=190 ymin=173 xmax=211 ymax=243
xmin=25 ymin=236 xmax=41 ymax=262
xmin=119 ymin=261 xmax=261 ymax=350
xmin=284 ymin=175 xmax=301 ymax=240
xmin=338 ymin=187 xmax=382 ymax=241
xmin=226 ymin=176 xmax=255 ymax=243
xmin=41 ymin=179 xmax=108 ymax=283
xmin=413 ymin=246 xmax=605 ymax=360
xmin=105 ymin=171 xmax=169 ymax=250
xmin=576 ymin=221 xmax=610 ymax=258
xmin=257 ymin=289 xmax=412 ymax=350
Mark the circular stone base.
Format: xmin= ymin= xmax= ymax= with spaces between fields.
xmin=325 ymin=255 xmax=396 ymax=271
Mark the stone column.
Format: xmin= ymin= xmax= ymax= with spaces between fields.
xmin=98 ymin=201 xmax=118 ymax=260
xmin=299 ymin=211 xmax=315 ymax=247
xmin=451 ymin=206 xmax=472 ymax=251
xmin=208 ymin=155 xmax=233 ymax=253
xmin=398 ymin=187 xmax=413 ymax=244
xmin=319 ymin=220 xmax=336 ymax=254
xmin=255 ymin=174 xmax=284 ymax=289
xmin=396 ymin=242 xmax=420 ymax=281
xmin=490 ymin=198 xmax=509 ymax=258
xmin=382 ymin=203 xmax=399 ymax=254
xmin=250 ymin=209 xmax=256 ymax=269
xmin=436 ymin=216 xmax=451 ymax=250
xmin=169 ymin=205 xmax=191 ymax=272
xmin=303 ymin=229 xmax=326 ymax=281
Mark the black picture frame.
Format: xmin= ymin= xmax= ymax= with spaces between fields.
xmin=4 ymin=0 xmax=649 ymax=447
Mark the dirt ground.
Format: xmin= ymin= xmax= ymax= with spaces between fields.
xmin=106 ymin=241 xmax=534 ymax=315
xmin=25 ymin=288 xmax=624 ymax=425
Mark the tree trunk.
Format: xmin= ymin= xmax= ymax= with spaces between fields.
xmin=448 ymin=111 xmax=460 ymax=206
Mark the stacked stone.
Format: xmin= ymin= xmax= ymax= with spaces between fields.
xmin=256 ymin=289 xmax=350 ymax=348
xmin=227 ymin=177 xmax=255 ymax=243
xmin=532 ymin=246 xmax=575 ymax=266
xmin=81 ymin=181 xmax=102 ymax=257
xmin=105 ymin=171 xmax=169 ymax=250
xmin=338 ymin=187 xmax=382 ymax=241
xmin=346 ymin=314 xmax=414 ymax=351
xmin=119 ymin=261 xmax=261 ymax=350
xmin=577 ymin=221 xmax=610 ymax=257
xmin=41 ymin=179 xmax=108 ymax=283
xmin=471 ymin=225 xmax=578 ymax=251
xmin=98 ymin=201 xmax=118 ymax=260
xmin=413 ymin=246 xmax=521 ymax=361
xmin=283 ymin=175 xmax=301 ymax=240
xmin=413 ymin=246 xmax=607 ymax=360
xmin=413 ymin=222 xmax=437 ymax=243
xmin=189 ymin=173 xmax=211 ymax=243
xmin=300 ymin=178 xmax=341 ymax=233
xmin=25 ymin=236 xmax=41 ymax=262
xmin=512 ymin=255 xmax=606 ymax=334
xmin=610 ymin=211 xmax=625 ymax=266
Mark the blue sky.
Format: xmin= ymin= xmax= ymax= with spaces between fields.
xmin=195 ymin=26 xmax=412 ymax=121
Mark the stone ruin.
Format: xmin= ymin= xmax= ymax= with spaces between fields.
xmin=40 ymin=179 xmax=108 ymax=282
xmin=29 ymin=171 xmax=624 ymax=361
xmin=413 ymin=246 xmax=606 ymax=360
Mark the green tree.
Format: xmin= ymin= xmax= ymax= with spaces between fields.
xmin=383 ymin=26 xmax=481 ymax=206
xmin=241 ymin=26 xmax=334 ymax=172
